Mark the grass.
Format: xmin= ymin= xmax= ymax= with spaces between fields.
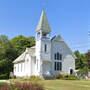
xmin=41 ymin=80 xmax=90 ymax=90
xmin=0 ymin=82 xmax=6 ymax=87
xmin=4 ymin=79 xmax=90 ymax=90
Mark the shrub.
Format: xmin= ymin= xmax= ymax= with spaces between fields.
xmin=55 ymin=73 xmax=79 ymax=80
xmin=55 ymin=72 xmax=68 ymax=79
xmin=0 ymin=73 xmax=9 ymax=79
xmin=62 ymin=74 xmax=79 ymax=80
xmin=43 ymin=75 xmax=54 ymax=80
xmin=0 ymin=82 xmax=45 ymax=90
xmin=29 ymin=76 xmax=43 ymax=81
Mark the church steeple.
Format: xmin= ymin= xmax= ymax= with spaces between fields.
xmin=36 ymin=9 xmax=51 ymax=34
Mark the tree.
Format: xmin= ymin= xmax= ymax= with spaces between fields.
xmin=86 ymin=50 xmax=90 ymax=69
xmin=10 ymin=35 xmax=35 ymax=55
xmin=74 ymin=50 xmax=80 ymax=69
xmin=74 ymin=50 xmax=88 ymax=77
xmin=0 ymin=35 xmax=35 ymax=79
xmin=0 ymin=35 xmax=18 ymax=78
xmin=0 ymin=35 xmax=8 ymax=43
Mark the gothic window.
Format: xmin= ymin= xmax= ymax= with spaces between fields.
xmin=57 ymin=52 xmax=59 ymax=60
xmin=54 ymin=52 xmax=62 ymax=60
xmin=45 ymin=44 xmax=47 ymax=53
xmin=54 ymin=62 xmax=62 ymax=71
xmin=54 ymin=54 xmax=57 ymax=60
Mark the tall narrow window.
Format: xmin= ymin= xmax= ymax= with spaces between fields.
xmin=18 ymin=64 xmax=19 ymax=72
xmin=59 ymin=62 xmax=62 ymax=70
xmin=54 ymin=62 xmax=62 ymax=71
xmin=54 ymin=54 xmax=57 ymax=60
xmin=59 ymin=54 xmax=62 ymax=60
xmin=57 ymin=62 xmax=59 ymax=70
xmin=57 ymin=52 xmax=59 ymax=60
xmin=55 ymin=62 xmax=56 ymax=71
xmin=45 ymin=44 xmax=47 ymax=53
xmin=37 ymin=60 xmax=38 ymax=70
xmin=21 ymin=63 xmax=22 ymax=72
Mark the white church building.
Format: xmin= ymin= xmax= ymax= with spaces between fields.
xmin=13 ymin=9 xmax=76 ymax=78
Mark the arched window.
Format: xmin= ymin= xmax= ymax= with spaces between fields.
xmin=57 ymin=52 xmax=59 ymax=60
xmin=54 ymin=53 xmax=62 ymax=60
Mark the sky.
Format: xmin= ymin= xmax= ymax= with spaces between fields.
xmin=0 ymin=0 xmax=89 ymax=53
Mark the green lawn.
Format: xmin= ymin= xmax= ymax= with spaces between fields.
xmin=40 ymin=80 xmax=90 ymax=90
xmin=3 ymin=79 xmax=90 ymax=90
xmin=0 ymin=82 xmax=6 ymax=87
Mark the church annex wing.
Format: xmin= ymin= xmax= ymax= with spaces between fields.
xmin=13 ymin=46 xmax=36 ymax=64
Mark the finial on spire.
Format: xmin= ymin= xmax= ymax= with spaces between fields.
xmin=42 ymin=2 xmax=46 ymax=10
xmin=42 ymin=2 xmax=46 ymax=7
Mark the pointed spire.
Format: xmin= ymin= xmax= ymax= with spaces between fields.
xmin=36 ymin=9 xmax=51 ymax=33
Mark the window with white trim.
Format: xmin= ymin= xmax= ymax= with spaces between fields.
xmin=54 ymin=62 xmax=62 ymax=71
xmin=54 ymin=53 xmax=62 ymax=60
xmin=45 ymin=44 xmax=47 ymax=53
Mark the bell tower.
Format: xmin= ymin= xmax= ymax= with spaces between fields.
xmin=35 ymin=9 xmax=51 ymax=76
xmin=36 ymin=9 xmax=51 ymax=40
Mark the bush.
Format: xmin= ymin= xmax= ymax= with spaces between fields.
xmin=0 ymin=73 xmax=9 ymax=79
xmin=55 ymin=73 xmax=79 ymax=80
xmin=43 ymin=75 xmax=54 ymax=80
xmin=29 ymin=76 xmax=43 ymax=81
xmin=62 ymin=74 xmax=79 ymax=80
xmin=55 ymin=72 xmax=67 ymax=79
xmin=0 ymin=82 xmax=45 ymax=90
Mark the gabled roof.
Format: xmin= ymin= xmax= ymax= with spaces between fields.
xmin=13 ymin=52 xmax=26 ymax=63
xmin=13 ymin=46 xmax=36 ymax=64
xmin=51 ymin=35 xmax=64 ymax=41
xmin=51 ymin=35 xmax=76 ymax=59
xmin=36 ymin=9 xmax=51 ymax=33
